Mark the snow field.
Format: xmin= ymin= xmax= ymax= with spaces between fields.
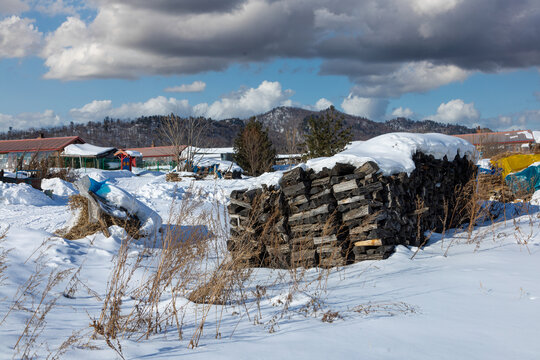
xmin=0 ymin=135 xmax=539 ymax=359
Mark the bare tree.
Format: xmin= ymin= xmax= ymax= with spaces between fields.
xmin=159 ymin=114 xmax=184 ymax=169
xmin=159 ymin=114 xmax=208 ymax=171
xmin=182 ymin=116 xmax=208 ymax=171
xmin=284 ymin=126 xmax=303 ymax=165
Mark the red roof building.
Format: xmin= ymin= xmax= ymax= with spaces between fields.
xmin=126 ymin=145 xmax=187 ymax=170
xmin=126 ymin=145 xmax=186 ymax=158
xmin=454 ymin=130 xmax=534 ymax=157
xmin=0 ymin=136 xmax=85 ymax=169
xmin=0 ymin=136 xmax=85 ymax=153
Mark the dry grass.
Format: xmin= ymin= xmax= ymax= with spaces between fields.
xmin=0 ymin=227 xmax=10 ymax=287
xmin=352 ymin=302 xmax=417 ymax=317
xmin=57 ymin=195 xmax=141 ymax=240
xmin=165 ymin=172 xmax=182 ymax=182
xmin=22 ymin=155 xmax=75 ymax=182
xmin=0 ymin=234 xmax=83 ymax=360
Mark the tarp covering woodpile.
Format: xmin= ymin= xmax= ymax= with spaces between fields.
xmin=505 ymin=163 xmax=540 ymax=193
xmin=491 ymin=154 xmax=540 ymax=178
xmin=227 ymin=133 xmax=477 ymax=268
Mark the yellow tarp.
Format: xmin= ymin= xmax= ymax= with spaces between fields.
xmin=491 ymin=154 xmax=540 ymax=178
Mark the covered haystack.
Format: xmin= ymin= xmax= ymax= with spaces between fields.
xmin=58 ymin=194 xmax=141 ymax=240
xmin=57 ymin=175 xmax=162 ymax=240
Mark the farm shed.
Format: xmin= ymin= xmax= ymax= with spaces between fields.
xmin=126 ymin=145 xmax=186 ymax=170
xmin=276 ymin=153 xmax=302 ymax=165
xmin=0 ymin=135 xmax=85 ymax=170
xmin=454 ymin=130 xmax=534 ymax=157
xmin=182 ymin=146 xmax=235 ymax=163
xmin=61 ymin=143 xmax=118 ymax=170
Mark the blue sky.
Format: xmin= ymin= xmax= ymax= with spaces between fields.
xmin=1 ymin=0 xmax=540 ymax=132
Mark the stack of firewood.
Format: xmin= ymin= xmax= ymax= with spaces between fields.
xmin=227 ymin=152 xmax=475 ymax=269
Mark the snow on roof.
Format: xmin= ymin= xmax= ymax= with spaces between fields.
xmin=518 ymin=130 xmax=534 ymax=140
xmin=196 ymin=158 xmax=243 ymax=172
xmin=127 ymin=145 xmax=184 ymax=158
xmin=533 ymin=131 xmax=540 ymax=143
xmin=277 ymin=154 xmax=302 ymax=159
xmin=185 ymin=146 xmax=234 ymax=154
xmin=63 ymin=143 xmax=116 ymax=157
xmin=125 ymin=150 xmax=142 ymax=157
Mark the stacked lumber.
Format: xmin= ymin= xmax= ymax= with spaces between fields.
xmin=227 ymin=152 xmax=475 ymax=269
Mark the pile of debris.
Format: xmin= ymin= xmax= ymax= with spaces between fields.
xmin=228 ymin=152 xmax=475 ymax=268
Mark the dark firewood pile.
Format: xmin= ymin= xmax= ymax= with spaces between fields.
xmin=227 ymin=152 xmax=476 ymax=268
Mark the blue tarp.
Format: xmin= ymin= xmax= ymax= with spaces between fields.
xmin=505 ymin=164 xmax=540 ymax=193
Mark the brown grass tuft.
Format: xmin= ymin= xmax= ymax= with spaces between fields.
xmin=57 ymin=195 xmax=141 ymax=240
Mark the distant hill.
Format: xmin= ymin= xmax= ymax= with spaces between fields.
xmin=254 ymin=106 xmax=479 ymax=150
xmin=0 ymin=107 xmax=482 ymax=152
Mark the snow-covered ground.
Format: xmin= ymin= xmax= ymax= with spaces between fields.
xmin=1 ymin=167 xmax=539 ymax=359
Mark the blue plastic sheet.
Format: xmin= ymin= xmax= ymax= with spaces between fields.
xmin=505 ymin=164 xmax=540 ymax=193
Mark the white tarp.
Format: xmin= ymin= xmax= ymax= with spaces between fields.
xmin=63 ymin=143 xmax=116 ymax=156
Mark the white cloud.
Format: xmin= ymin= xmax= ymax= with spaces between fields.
xmin=391 ymin=107 xmax=414 ymax=118
xmin=314 ymin=98 xmax=333 ymax=111
xmin=314 ymin=8 xmax=359 ymax=32
xmin=411 ymin=0 xmax=463 ymax=16
xmin=349 ymin=61 xmax=470 ymax=98
xmin=481 ymin=110 xmax=540 ymax=131
xmin=41 ymin=0 xmax=312 ymax=80
xmin=69 ymin=81 xmax=295 ymax=121
xmin=0 ymin=110 xmax=62 ymax=131
xmin=164 ymin=81 xmax=206 ymax=93
xmin=196 ymin=81 xmax=294 ymax=119
xmin=341 ymin=95 xmax=388 ymax=120
xmin=0 ymin=16 xmax=42 ymax=58
xmin=0 ymin=0 xmax=29 ymax=15
xmin=34 ymin=0 xmax=81 ymax=16
xmin=430 ymin=99 xmax=480 ymax=124
xmin=69 ymin=96 xmax=192 ymax=122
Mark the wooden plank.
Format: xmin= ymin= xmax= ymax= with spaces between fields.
xmin=288 ymin=194 xmax=308 ymax=206
xmin=316 ymin=245 xmax=341 ymax=254
xmin=354 ymin=254 xmax=385 ymax=261
xmin=230 ymin=224 xmax=256 ymax=234
xmin=311 ymin=176 xmax=330 ymax=187
xmin=337 ymin=195 xmax=365 ymax=205
xmin=229 ymin=214 xmax=248 ymax=221
xmin=290 ymin=223 xmax=324 ymax=234
xmin=354 ymin=239 xmax=383 ymax=247
xmin=350 ymin=223 xmax=378 ymax=235
xmin=332 ymin=179 xmax=358 ymax=193
xmin=310 ymin=188 xmax=331 ymax=200
xmin=355 ymin=161 xmax=379 ymax=176
xmin=342 ymin=205 xmax=371 ymax=222
xmin=229 ymin=197 xmax=252 ymax=209
xmin=313 ymin=234 xmax=337 ymax=245
xmin=282 ymin=181 xmax=308 ymax=197
xmin=266 ymin=244 xmax=291 ymax=253
xmin=289 ymin=204 xmax=329 ymax=222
